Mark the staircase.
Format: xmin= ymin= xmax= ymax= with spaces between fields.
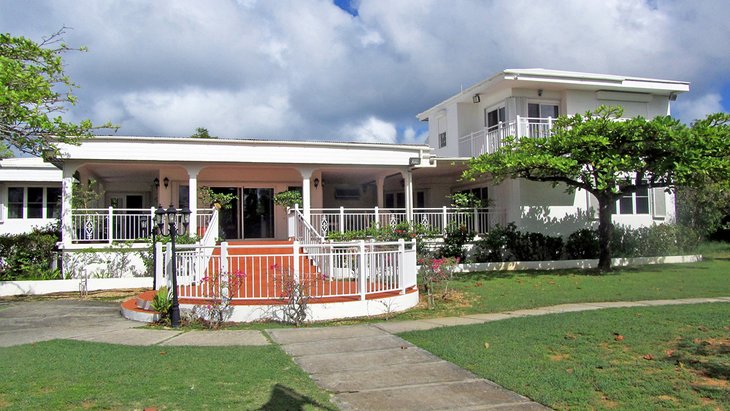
xmin=120 ymin=240 xmax=320 ymax=323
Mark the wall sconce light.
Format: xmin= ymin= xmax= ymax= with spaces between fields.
xmin=472 ymin=94 xmax=481 ymax=103
xmin=537 ymin=89 xmax=543 ymax=97
xmin=163 ymin=177 xmax=169 ymax=188
xmin=313 ymin=178 xmax=320 ymax=189
xmin=154 ymin=177 xmax=160 ymax=188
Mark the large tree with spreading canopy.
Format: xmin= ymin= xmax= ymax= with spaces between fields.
xmin=0 ymin=28 xmax=115 ymax=158
xmin=464 ymin=106 xmax=730 ymax=271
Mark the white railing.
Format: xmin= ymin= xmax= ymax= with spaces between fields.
xmin=71 ymin=207 xmax=215 ymax=244
xmin=72 ymin=207 xmax=154 ymax=243
xmin=459 ymin=116 xmax=555 ymax=157
xmin=166 ymin=239 xmax=417 ymax=301
xmin=309 ymin=206 xmax=506 ymax=236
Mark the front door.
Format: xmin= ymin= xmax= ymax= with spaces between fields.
xmin=213 ymin=187 xmax=239 ymax=241
xmin=242 ymin=188 xmax=274 ymax=239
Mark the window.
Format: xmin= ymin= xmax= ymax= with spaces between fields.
xmin=527 ymin=103 xmax=559 ymax=119
xmin=456 ymin=186 xmax=489 ymax=207
xmin=6 ymin=187 xmax=61 ymax=219
xmin=385 ymin=192 xmax=405 ymax=209
xmin=614 ymin=186 xmax=650 ymax=215
xmin=8 ymin=187 xmax=23 ymax=219
xmin=178 ymin=185 xmax=189 ymax=208
xmin=485 ymin=107 xmax=505 ymax=129
xmin=46 ymin=188 xmax=61 ymax=219
xmin=438 ymin=132 xmax=446 ymax=148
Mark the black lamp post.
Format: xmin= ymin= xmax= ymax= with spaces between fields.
xmin=155 ymin=204 xmax=191 ymax=328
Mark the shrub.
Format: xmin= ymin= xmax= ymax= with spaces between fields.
xmin=435 ymin=224 xmax=475 ymax=260
xmin=473 ymin=223 xmax=562 ymax=262
xmin=0 ymin=224 xmax=60 ymax=281
xmin=565 ymin=229 xmax=600 ymax=259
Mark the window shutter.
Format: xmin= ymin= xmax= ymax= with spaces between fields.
xmin=651 ymin=188 xmax=666 ymax=219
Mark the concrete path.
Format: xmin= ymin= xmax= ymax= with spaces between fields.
xmin=268 ymin=325 xmax=548 ymax=410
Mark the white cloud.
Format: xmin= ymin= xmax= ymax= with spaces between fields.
xmin=1 ymin=0 xmax=728 ymax=141
xmin=402 ymin=127 xmax=427 ymax=145
xmin=343 ymin=117 xmax=397 ymax=143
xmin=673 ymin=93 xmax=725 ymax=124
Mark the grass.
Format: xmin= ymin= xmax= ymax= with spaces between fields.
xmin=0 ymin=340 xmax=337 ymax=410
xmin=400 ymin=302 xmax=730 ymax=410
xmin=386 ymin=243 xmax=730 ymax=321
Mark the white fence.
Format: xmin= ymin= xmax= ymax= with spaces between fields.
xmin=310 ymin=206 xmax=506 ymax=236
xmin=157 ymin=240 xmax=417 ymax=302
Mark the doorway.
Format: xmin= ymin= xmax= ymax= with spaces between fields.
xmin=214 ymin=187 xmax=274 ymax=240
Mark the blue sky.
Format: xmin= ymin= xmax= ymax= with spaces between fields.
xmin=1 ymin=0 xmax=728 ymax=144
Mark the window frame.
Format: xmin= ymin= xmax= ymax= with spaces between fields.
xmin=6 ymin=186 xmax=62 ymax=219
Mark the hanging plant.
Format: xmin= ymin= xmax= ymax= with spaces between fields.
xmin=200 ymin=186 xmax=238 ymax=209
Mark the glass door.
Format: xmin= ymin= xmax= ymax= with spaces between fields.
xmin=213 ymin=187 xmax=239 ymax=240
xmin=242 ymin=188 xmax=274 ymax=239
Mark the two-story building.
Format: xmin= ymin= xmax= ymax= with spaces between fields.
xmin=1 ymin=68 xmax=690 ymax=243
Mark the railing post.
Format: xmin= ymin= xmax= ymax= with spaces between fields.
xmin=220 ymin=241 xmax=229 ymax=300
xmin=442 ymin=206 xmax=448 ymax=234
xmin=339 ymin=206 xmax=345 ymax=233
xmin=164 ymin=243 xmax=173 ymax=290
xmin=293 ymin=240 xmax=301 ymax=289
xmin=374 ymin=206 xmax=379 ymax=229
xmin=358 ymin=240 xmax=366 ymax=301
xmin=473 ymin=207 xmax=479 ymax=234
xmin=398 ymin=239 xmax=406 ymax=294
xmin=154 ymin=241 xmax=164 ymax=290
xmin=107 ymin=206 xmax=114 ymax=244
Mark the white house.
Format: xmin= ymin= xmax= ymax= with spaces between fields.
xmin=0 ymin=157 xmax=62 ymax=235
xmin=0 ymin=68 xmax=692 ymax=320
xmin=416 ymin=68 xmax=690 ymax=235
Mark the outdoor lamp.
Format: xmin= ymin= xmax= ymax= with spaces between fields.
xmin=154 ymin=205 xmax=166 ymax=231
xmin=154 ymin=177 xmax=160 ymax=188
xmin=166 ymin=204 xmax=176 ymax=224
xmin=163 ymin=177 xmax=170 ymax=188
xmin=181 ymin=207 xmax=191 ymax=227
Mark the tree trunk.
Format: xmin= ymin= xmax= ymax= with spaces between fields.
xmin=596 ymin=195 xmax=614 ymax=272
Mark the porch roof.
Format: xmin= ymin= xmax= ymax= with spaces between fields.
xmin=57 ymin=136 xmax=432 ymax=168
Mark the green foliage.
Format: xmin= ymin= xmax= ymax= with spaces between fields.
xmin=465 ymin=106 xmax=730 ymax=270
xmin=273 ymin=190 xmax=303 ymax=209
xmin=565 ymin=229 xmax=600 ymax=259
xmin=675 ymin=182 xmax=730 ymax=237
xmin=435 ymin=224 xmax=475 ymax=260
xmin=448 ymin=192 xmax=484 ymax=208
xmin=326 ymin=221 xmax=438 ymax=242
xmin=611 ymin=224 xmax=702 ymax=258
xmin=199 ymin=186 xmax=237 ymax=209
xmin=473 ymin=223 xmax=563 ymax=262
xmin=0 ymin=29 xmax=116 ymax=158
xmin=0 ymin=224 xmax=60 ymax=280
xmin=151 ymin=286 xmax=171 ymax=321
xmin=71 ymin=178 xmax=104 ymax=209
xmin=190 ymin=127 xmax=216 ymax=139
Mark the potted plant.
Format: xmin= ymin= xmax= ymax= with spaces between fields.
xmin=200 ymin=186 xmax=237 ymax=209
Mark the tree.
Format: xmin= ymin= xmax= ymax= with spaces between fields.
xmin=464 ymin=106 xmax=730 ymax=271
xmin=0 ymin=28 xmax=115 ymax=159
xmin=190 ymin=127 xmax=216 ymax=139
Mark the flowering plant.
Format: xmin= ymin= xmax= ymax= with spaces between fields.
xmin=193 ymin=270 xmax=246 ymax=329
xmin=418 ymin=256 xmax=460 ymax=309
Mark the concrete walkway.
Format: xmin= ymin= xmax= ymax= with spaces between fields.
xmin=2 ymin=296 xmax=728 ymax=409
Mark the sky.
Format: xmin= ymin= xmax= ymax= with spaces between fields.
xmin=2 ymin=0 xmax=729 ymax=145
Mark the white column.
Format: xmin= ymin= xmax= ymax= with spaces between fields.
xmin=61 ymin=167 xmax=76 ymax=247
xmin=186 ymin=165 xmax=201 ymax=236
xmin=401 ymin=169 xmax=413 ymax=225
xmin=298 ymin=168 xmax=314 ymax=223
xmin=376 ymin=175 xmax=385 ymax=208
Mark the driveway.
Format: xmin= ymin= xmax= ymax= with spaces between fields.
xmin=0 ymin=299 xmax=136 ymax=347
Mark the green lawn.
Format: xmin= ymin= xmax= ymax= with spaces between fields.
xmin=389 ymin=254 xmax=730 ymax=321
xmin=400 ymin=302 xmax=730 ymax=410
xmin=0 ymin=340 xmax=337 ymax=410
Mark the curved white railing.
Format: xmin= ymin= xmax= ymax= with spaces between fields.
xmin=169 ymin=240 xmax=417 ymax=301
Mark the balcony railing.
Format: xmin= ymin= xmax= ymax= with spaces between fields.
xmin=459 ymin=116 xmax=555 ymax=157
xmin=70 ymin=207 xmax=214 ymax=243
xmin=310 ymin=207 xmax=507 ymax=237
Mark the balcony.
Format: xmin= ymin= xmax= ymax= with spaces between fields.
xmin=458 ymin=116 xmax=555 ymax=157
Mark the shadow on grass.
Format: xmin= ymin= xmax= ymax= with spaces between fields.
xmin=259 ymin=383 xmax=337 ymax=411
